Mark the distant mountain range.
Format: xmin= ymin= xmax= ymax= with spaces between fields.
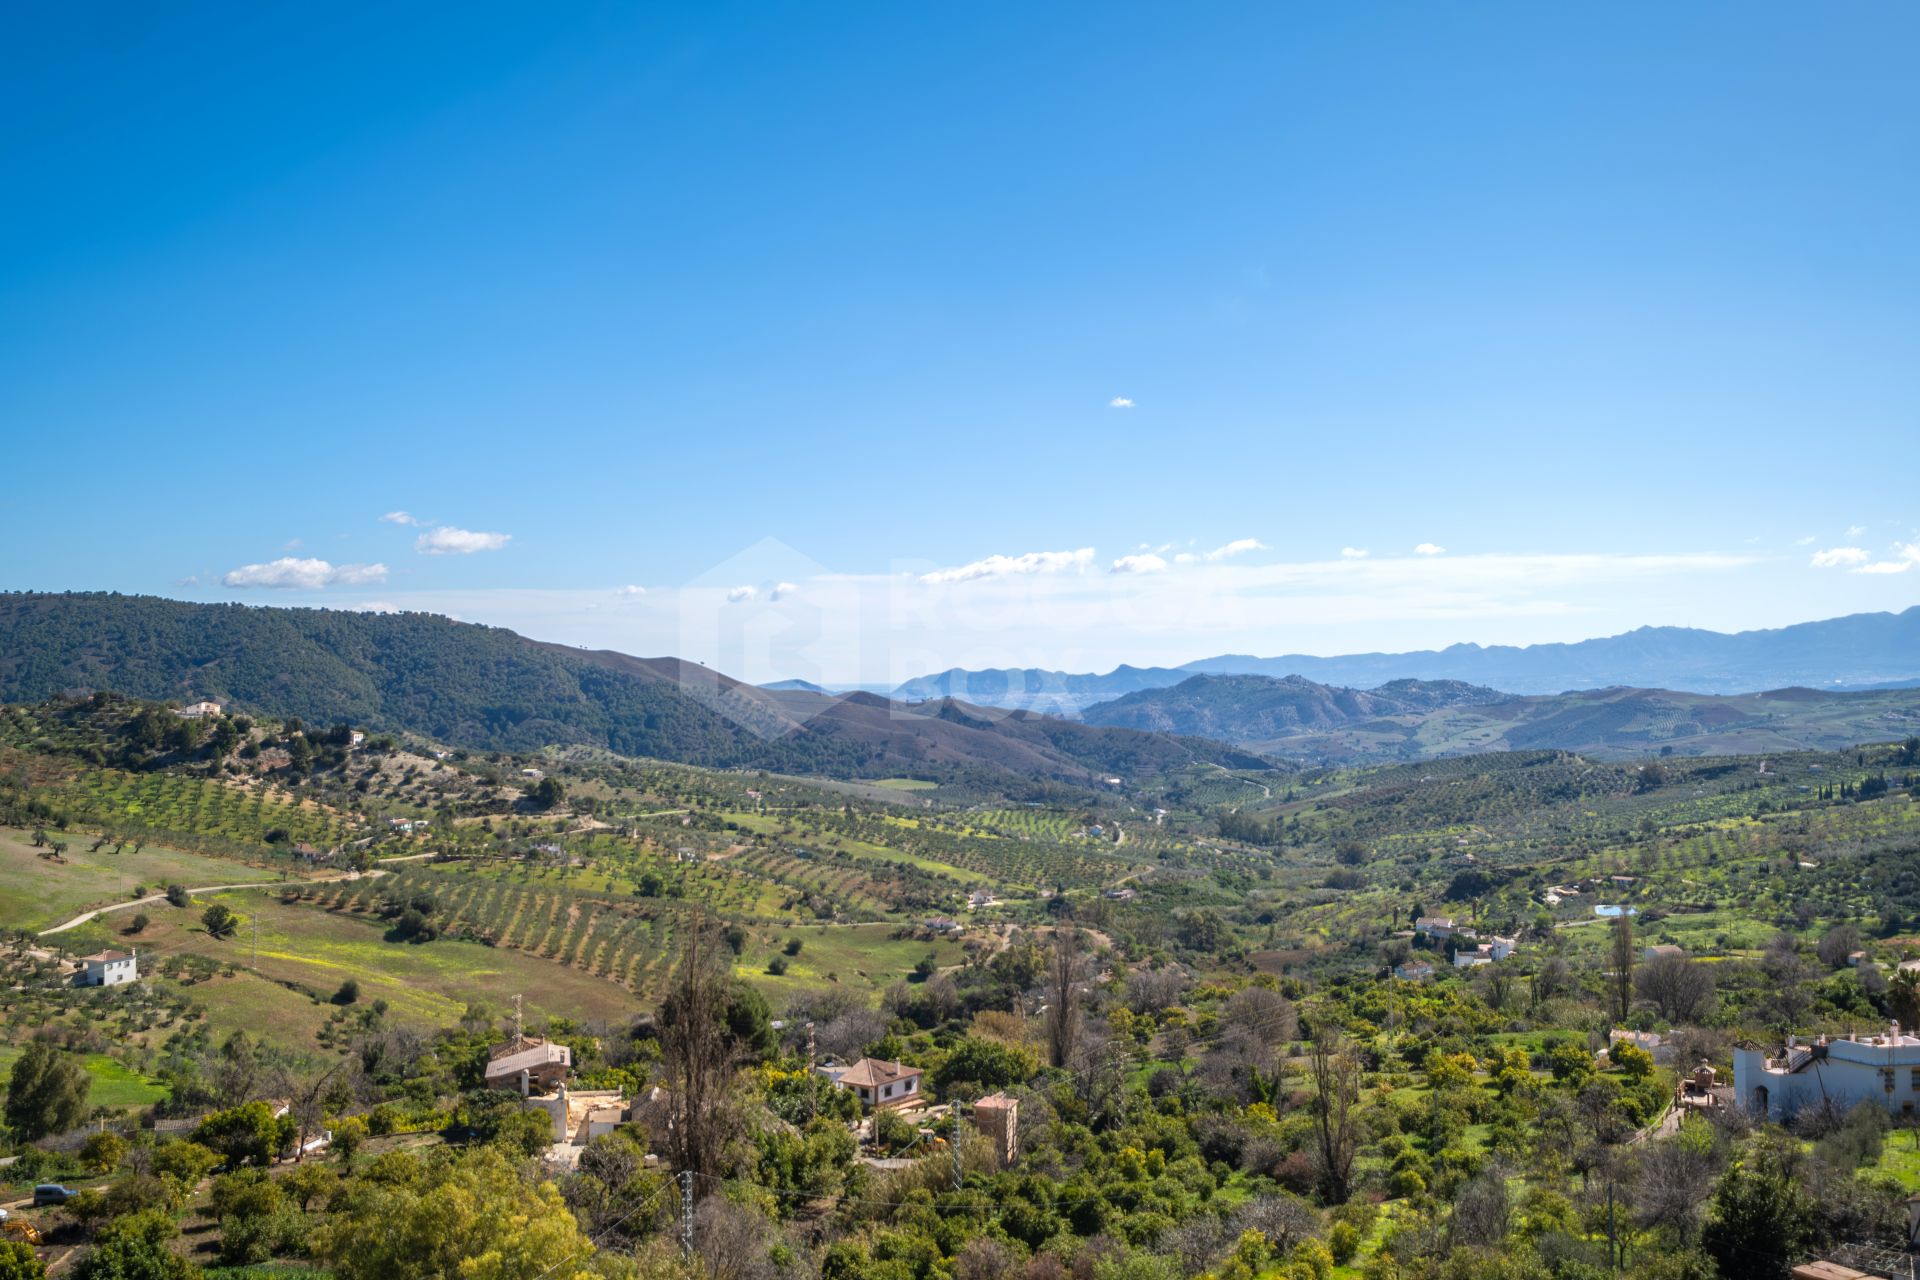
xmin=895 ymin=607 xmax=1920 ymax=711
xmin=0 ymin=593 xmax=1267 ymax=791
xmin=1080 ymin=672 xmax=1920 ymax=763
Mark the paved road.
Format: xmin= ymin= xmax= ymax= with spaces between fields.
xmin=37 ymin=870 xmax=382 ymax=936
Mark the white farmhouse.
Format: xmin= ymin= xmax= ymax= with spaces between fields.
xmin=80 ymin=950 xmax=138 ymax=986
xmin=1735 ymin=1024 xmax=1920 ymax=1121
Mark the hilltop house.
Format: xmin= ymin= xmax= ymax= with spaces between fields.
xmin=176 ymin=701 xmax=223 ymax=719
xmin=1453 ymin=936 xmax=1516 ymax=968
xmin=1735 ymin=1024 xmax=1920 ymax=1121
xmin=967 ymin=890 xmax=997 ymax=911
xmin=1609 ymin=1028 xmax=1675 ymax=1065
xmin=485 ymin=1036 xmax=572 ymax=1095
xmin=818 ymin=1057 xmax=924 ymax=1110
xmin=1414 ymin=916 xmax=1462 ymax=940
xmin=1393 ymin=959 xmax=1435 ymax=982
xmin=80 ymin=950 xmax=138 ymax=987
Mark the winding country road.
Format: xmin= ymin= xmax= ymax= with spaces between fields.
xmin=36 ymin=865 xmax=403 ymax=937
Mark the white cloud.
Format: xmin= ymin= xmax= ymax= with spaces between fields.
xmin=223 ymin=557 xmax=389 ymax=589
xmin=283 ymin=538 xmax=304 ymax=551
xmin=1853 ymin=543 xmax=1920 ymax=575
xmin=352 ymin=601 xmax=400 ymax=614
xmin=1847 ymin=524 xmax=1867 ymax=537
xmin=1204 ymin=538 xmax=1266 ymax=562
xmin=1794 ymin=535 xmax=1817 ymax=546
xmin=1810 ymin=546 xmax=1870 ymax=569
xmin=1109 ymin=553 xmax=1168 ymax=575
xmin=1109 ymin=397 xmax=1134 ymax=409
xmin=1340 ymin=547 xmax=1369 ymax=559
xmin=381 ymin=511 xmax=423 ymax=526
xmin=415 ymin=527 xmax=512 ymax=555
xmin=616 ymin=585 xmax=647 ymax=597
xmin=317 ymin=549 xmax=1764 ymax=685
xmin=1414 ymin=543 xmax=1447 ymax=556
xmin=919 ymin=547 xmax=1096 ymax=585
xmin=727 ymin=585 xmax=758 ymax=603
xmin=770 ymin=582 xmax=799 ymax=601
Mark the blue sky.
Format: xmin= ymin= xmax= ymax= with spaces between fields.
xmin=2 ymin=3 xmax=1915 ymax=683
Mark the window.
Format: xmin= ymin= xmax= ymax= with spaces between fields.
xmin=1910 ymin=1068 xmax=1919 ymax=1091
xmin=905 ymin=1078 xmax=915 ymax=1092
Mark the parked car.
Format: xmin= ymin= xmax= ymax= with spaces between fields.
xmin=32 ymin=1183 xmax=77 ymax=1206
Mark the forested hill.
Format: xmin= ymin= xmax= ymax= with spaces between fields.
xmin=1081 ymin=673 xmax=1506 ymax=741
xmin=0 ymin=592 xmax=1267 ymax=787
xmin=1082 ymin=669 xmax=1920 ymax=763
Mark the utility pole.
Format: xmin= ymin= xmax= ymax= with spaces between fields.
xmin=679 ymin=1169 xmax=695 ymax=1266
xmin=806 ymin=1022 xmax=817 ymax=1123
xmin=950 ymin=1104 xmax=965 ymax=1191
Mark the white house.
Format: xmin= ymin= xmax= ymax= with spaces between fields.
xmin=1393 ymin=960 xmax=1435 ymax=982
xmin=1413 ymin=916 xmax=1456 ymax=939
xmin=820 ymin=1058 xmax=924 ymax=1110
xmin=967 ymin=890 xmax=997 ymax=911
xmin=176 ymin=701 xmax=223 ymax=719
xmin=80 ymin=950 xmax=138 ymax=986
xmin=1735 ymin=1024 xmax=1920 ymax=1121
xmin=1453 ymin=937 xmax=1514 ymax=968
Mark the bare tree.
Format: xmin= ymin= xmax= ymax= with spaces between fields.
xmin=1223 ymin=986 xmax=1297 ymax=1046
xmin=1635 ymin=1137 xmax=1716 ymax=1244
xmin=1609 ymin=913 xmax=1636 ymax=1023
xmin=1126 ymin=964 xmax=1190 ymax=1015
xmin=1762 ymin=933 xmax=1814 ymax=1031
xmin=1482 ymin=966 xmax=1517 ymax=1012
xmin=1449 ymin=1167 xmax=1512 ymax=1248
xmin=1816 ymin=923 xmax=1865 ymax=970
xmin=1533 ymin=954 xmax=1574 ymax=1005
xmin=694 ymin=1197 xmax=777 ymax=1280
xmin=1045 ymin=929 xmax=1086 ymax=1070
xmin=659 ymin=922 xmax=741 ymax=1194
xmin=1634 ymin=953 xmax=1715 ymax=1022
xmin=954 ymin=1239 xmax=1020 ymax=1280
xmin=274 ymin=1056 xmax=355 ymax=1163
xmin=1307 ymin=1021 xmax=1361 ymax=1204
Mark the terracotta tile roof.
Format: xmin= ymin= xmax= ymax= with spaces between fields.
xmin=837 ymin=1058 xmax=921 ymax=1089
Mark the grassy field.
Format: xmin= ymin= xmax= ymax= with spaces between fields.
xmin=0 ymin=1044 xmax=169 ymax=1108
xmin=733 ymin=922 xmax=969 ymax=1004
xmin=0 ymin=825 xmax=279 ymax=933
xmin=61 ymin=892 xmax=645 ymax=1046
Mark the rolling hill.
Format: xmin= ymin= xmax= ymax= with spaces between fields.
xmin=0 ymin=592 xmax=1269 ymax=788
xmin=895 ymin=606 xmax=1920 ymax=710
xmin=1080 ymin=671 xmax=1920 ymax=763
